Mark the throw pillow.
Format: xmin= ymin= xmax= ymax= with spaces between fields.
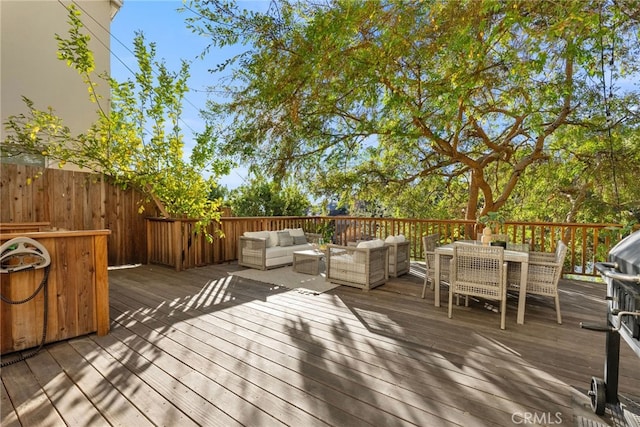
xmin=293 ymin=235 xmax=307 ymax=245
xmin=267 ymin=231 xmax=279 ymax=248
xmin=372 ymin=238 xmax=385 ymax=247
xmin=385 ymin=235 xmax=396 ymax=244
xmin=357 ymin=240 xmax=373 ymax=249
xmin=277 ymin=231 xmax=294 ymax=247
xmin=358 ymin=239 xmax=384 ymax=248
xmin=285 ymin=228 xmax=306 ymax=237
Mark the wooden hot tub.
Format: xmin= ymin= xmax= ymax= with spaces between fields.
xmin=0 ymin=229 xmax=111 ymax=355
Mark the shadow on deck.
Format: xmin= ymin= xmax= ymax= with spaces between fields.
xmin=2 ymin=262 xmax=639 ymax=426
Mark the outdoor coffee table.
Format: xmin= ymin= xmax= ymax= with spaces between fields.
xmin=293 ymin=249 xmax=325 ymax=275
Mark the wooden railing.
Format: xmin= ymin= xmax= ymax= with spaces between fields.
xmin=146 ymin=216 xmax=325 ymax=271
xmin=146 ymin=216 xmax=635 ymax=276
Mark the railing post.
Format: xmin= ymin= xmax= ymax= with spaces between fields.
xmin=174 ymin=219 xmax=182 ymax=272
xmin=146 ymin=218 xmax=152 ymax=265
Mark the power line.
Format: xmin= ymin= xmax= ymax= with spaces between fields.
xmin=58 ymin=0 xmax=204 ymax=137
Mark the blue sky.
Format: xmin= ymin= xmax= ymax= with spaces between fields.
xmin=110 ymin=1 xmax=269 ymax=189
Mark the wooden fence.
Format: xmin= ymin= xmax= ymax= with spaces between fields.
xmin=2 ymin=164 xmax=634 ymax=275
xmin=147 ymin=216 xmax=635 ymax=277
xmin=1 ymin=163 xmax=157 ymax=266
xmin=146 ymin=216 xmax=324 ymax=271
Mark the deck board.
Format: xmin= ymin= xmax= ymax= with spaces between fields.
xmin=26 ymin=347 xmax=110 ymax=427
xmin=2 ymin=262 xmax=639 ymax=426
xmin=1 ymin=357 xmax=65 ymax=426
xmin=46 ymin=340 xmax=155 ymax=427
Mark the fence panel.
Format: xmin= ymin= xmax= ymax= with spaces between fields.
xmin=1 ymin=164 xmax=157 ymax=265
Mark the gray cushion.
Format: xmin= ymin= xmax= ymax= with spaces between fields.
xmin=277 ymin=231 xmax=294 ymax=247
xmin=293 ymin=235 xmax=307 ymax=245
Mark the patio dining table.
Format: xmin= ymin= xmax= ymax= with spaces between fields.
xmin=434 ymin=241 xmax=530 ymax=325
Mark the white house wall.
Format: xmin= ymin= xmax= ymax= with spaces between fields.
xmin=1 ymin=0 xmax=120 ymax=170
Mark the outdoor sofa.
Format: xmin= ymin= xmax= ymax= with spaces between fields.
xmin=238 ymin=228 xmax=321 ymax=270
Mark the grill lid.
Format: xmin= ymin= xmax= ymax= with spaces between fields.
xmin=609 ymin=230 xmax=640 ymax=276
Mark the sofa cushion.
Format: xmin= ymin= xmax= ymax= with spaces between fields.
xmin=266 ymin=245 xmax=293 ymax=258
xmin=385 ymin=234 xmax=407 ymax=244
xmin=354 ymin=239 xmax=384 ymax=263
xmin=265 ymin=243 xmax=314 ymax=263
xmin=267 ymin=231 xmax=279 ymax=248
xmin=357 ymin=239 xmax=384 ymax=249
xmin=278 ymin=231 xmax=294 ymax=246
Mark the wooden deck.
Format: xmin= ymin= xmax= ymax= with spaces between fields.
xmin=2 ymin=262 xmax=639 ymax=426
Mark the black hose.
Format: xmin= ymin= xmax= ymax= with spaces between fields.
xmin=1 ymin=265 xmax=50 ymax=367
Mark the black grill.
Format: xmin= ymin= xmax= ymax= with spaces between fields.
xmin=598 ymin=230 xmax=640 ymax=355
xmin=581 ymin=230 xmax=640 ymax=416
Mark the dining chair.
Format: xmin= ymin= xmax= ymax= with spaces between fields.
xmin=507 ymin=240 xmax=567 ymax=324
xmin=421 ymin=234 xmax=450 ymax=298
xmin=448 ymin=243 xmax=508 ymax=330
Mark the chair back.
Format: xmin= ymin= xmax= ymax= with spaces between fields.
xmin=555 ymin=240 xmax=568 ymax=264
xmin=423 ymin=233 xmax=440 ymax=252
xmin=423 ymin=234 xmax=440 ymax=269
xmin=452 ymin=243 xmax=506 ymax=299
xmin=550 ymin=240 xmax=568 ymax=285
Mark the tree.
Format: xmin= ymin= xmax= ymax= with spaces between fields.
xmin=228 ymin=175 xmax=310 ymax=217
xmin=3 ymin=5 xmax=229 ymax=234
xmin=186 ymin=0 xmax=639 ymax=221
xmin=512 ymin=125 xmax=640 ymax=224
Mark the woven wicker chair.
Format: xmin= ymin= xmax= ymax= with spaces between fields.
xmin=449 ymin=243 xmax=508 ymax=330
xmin=421 ymin=234 xmax=451 ymax=298
xmin=507 ymin=240 xmax=567 ymax=324
xmin=326 ymin=243 xmax=389 ymax=290
xmin=385 ymin=240 xmax=410 ymax=277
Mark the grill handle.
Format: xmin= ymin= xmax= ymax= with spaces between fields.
xmin=595 ymin=262 xmax=640 ymax=283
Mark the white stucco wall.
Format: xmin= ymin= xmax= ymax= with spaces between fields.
xmin=1 ymin=0 xmax=121 ymax=169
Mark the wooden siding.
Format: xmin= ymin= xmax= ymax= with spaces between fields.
xmin=0 ymin=230 xmax=111 ymax=355
xmin=0 ymin=164 xmax=158 ymax=266
xmin=1 ymin=263 xmax=638 ymax=426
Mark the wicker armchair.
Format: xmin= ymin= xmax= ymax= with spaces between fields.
xmin=449 ymin=243 xmax=508 ymax=330
xmin=507 ymin=240 xmax=567 ymax=324
xmin=385 ymin=240 xmax=410 ymax=277
xmin=326 ymin=242 xmax=389 ymax=290
xmin=421 ymin=234 xmax=451 ymax=298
